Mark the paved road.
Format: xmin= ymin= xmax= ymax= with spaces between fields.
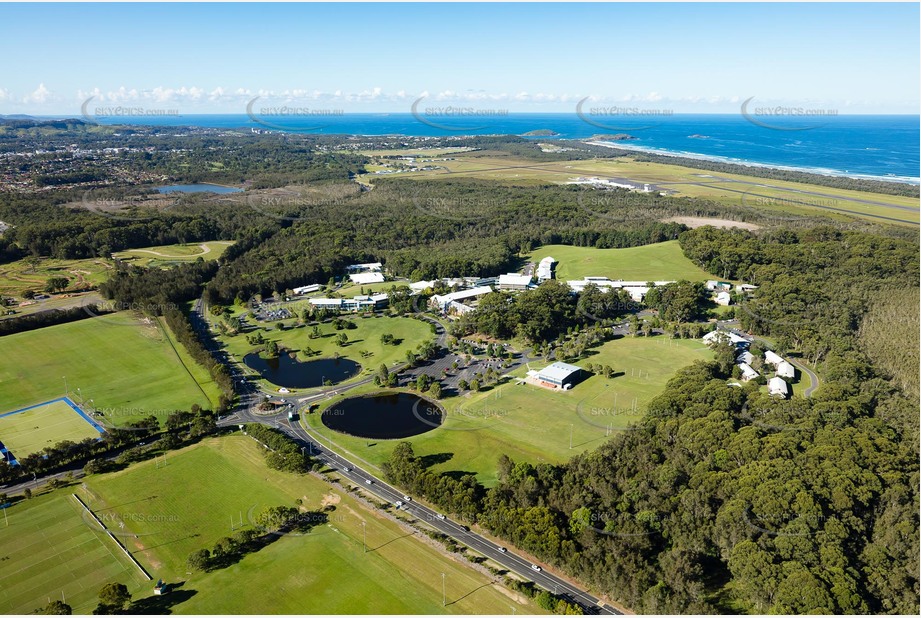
xmin=217 ymin=412 xmax=620 ymax=615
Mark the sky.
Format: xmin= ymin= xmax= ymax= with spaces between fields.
xmin=0 ymin=2 xmax=918 ymax=115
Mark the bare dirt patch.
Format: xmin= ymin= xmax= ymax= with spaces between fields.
xmin=662 ymin=216 xmax=761 ymax=230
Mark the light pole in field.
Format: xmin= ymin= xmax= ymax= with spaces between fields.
xmin=442 ymin=572 xmax=446 ymax=607
xmin=361 ymin=521 xmax=366 ymax=553
xmin=62 ymin=376 xmax=68 ymax=396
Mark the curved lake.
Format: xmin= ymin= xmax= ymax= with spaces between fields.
xmin=243 ymin=353 xmax=360 ymax=389
xmin=322 ymin=393 xmax=444 ymax=439
xmin=156 ymin=183 xmax=243 ymax=194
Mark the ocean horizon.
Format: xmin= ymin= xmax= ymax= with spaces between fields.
xmin=26 ymin=112 xmax=921 ymax=184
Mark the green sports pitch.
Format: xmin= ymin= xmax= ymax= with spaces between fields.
xmin=0 ymin=398 xmax=103 ymax=463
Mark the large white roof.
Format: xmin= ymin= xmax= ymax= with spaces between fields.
xmin=349 ymin=272 xmax=385 ymax=285
xmin=537 ymin=362 xmax=582 ymax=382
xmin=498 ymin=273 xmax=532 ymax=286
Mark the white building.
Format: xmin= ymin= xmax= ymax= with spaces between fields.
xmin=736 ymin=284 xmax=759 ymax=293
xmin=764 ymin=350 xmax=784 ymax=367
xmin=738 ymin=363 xmax=759 ymax=382
xmin=349 ymin=271 xmax=385 ymax=285
xmin=737 ymin=350 xmax=754 ymax=365
xmin=309 ymin=293 xmax=388 ymax=312
xmin=409 ymin=280 xmax=436 ymax=293
xmin=346 ymin=262 xmax=382 ymax=273
xmin=715 ymin=291 xmax=732 ymax=306
xmin=536 ymin=257 xmax=556 ymax=282
xmin=533 ymin=362 xmax=582 ymax=389
xmin=292 ymin=283 xmax=321 ymax=295
xmin=703 ymin=330 xmax=750 ymax=347
xmin=706 ymin=280 xmax=733 ymax=291
xmin=776 ymin=360 xmax=796 ymax=379
xmin=429 ymin=286 xmax=494 ymax=311
xmin=498 ymin=273 xmax=533 ymax=291
xmin=769 ymin=376 xmax=790 ymax=398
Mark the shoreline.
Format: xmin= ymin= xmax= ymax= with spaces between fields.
xmin=584 ymin=140 xmax=921 ymax=186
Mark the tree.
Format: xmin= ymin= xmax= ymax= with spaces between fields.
xmin=98 ymin=583 xmax=131 ymax=611
xmin=23 ymin=488 xmax=32 ymax=500
xmin=39 ymin=601 xmax=72 ymax=615
xmin=335 ymin=333 xmax=348 ymax=347
xmin=44 ymin=276 xmax=70 ymax=293
xmin=187 ymin=548 xmax=211 ymax=572
xmin=380 ymin=333 xmax=395 ymax=345
xmin=429 ymin=382 xmax=442 ymax=399
xmin=264 ymin=340 xmax=279 ymax=357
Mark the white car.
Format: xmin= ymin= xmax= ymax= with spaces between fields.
xmin=530 ymin=564 xmax=541 ymax=572
xmin=402 ymin=495 xmax=411 ymax=501
xmin=364 ymin=479 xmax=373 ymax=485
xmin=435 ymin=514 xmax=446 ymax=520
xmin=394 ymin=501 xmax=404 ymax=508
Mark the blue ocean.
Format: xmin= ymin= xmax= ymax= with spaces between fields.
xmin=76 ymin=113 xmax=920 ymax=183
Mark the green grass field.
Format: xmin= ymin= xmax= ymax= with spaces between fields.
xmin=112 ymin=241 xmax=234 ymax=268
xmin=0 ymin=256 xmax=113 ymax=301
xmin=526 ymin=241 xmax=715 ymax=282
xmin=305 ymin=335 xmax=713 ymax=485
xmin=370 ymin=151 xmax=918 ymax=226
xmin=0 ymin=491 xmax=149 ymax=614
xmin=0 ymin=400 xmax=100 ymax=460
xmin=0 ymin=313 xmax=218 ymax=424
xmin=77 ymin=436 xmax=541 ymax=614
xmin=212 ymin=311 xmax=434 ymax=393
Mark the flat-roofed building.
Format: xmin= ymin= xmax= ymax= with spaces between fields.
xmin=430 ymin=286 xmax=494 ymax=311
xmin=349 ymin=271 xmax=385 ymax=285
xmin=498 ymin=273 xmax=533 ymax=291
xmin=536 ymin=257 xmax=557 ymax=282
xmin=346 ymin=262 xmax=383 ymax=273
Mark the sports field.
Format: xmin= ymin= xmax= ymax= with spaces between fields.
xmin=112 ymin=241 xmax=234 ymax=268
xmin=0 ymin=398 xmax=102 ymax=461
xmin=305 ymin=335 xmax=713 ymax=485
xmin=526 ymin=241 xmax=715 ymax=282
xmin=0 ymin=313 xmax=218 ymax=425
xmin=78 ymin=436 xmax=541 ymax=614
xmin=0 ymin=491 xmax=149 ymax=614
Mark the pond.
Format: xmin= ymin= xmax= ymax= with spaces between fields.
xmin=321 ymin=392 xmax=444 ymax=439
xmin=156 ymin=183 xmax=243 ymax=194
xmin=243 ymin=353 xmax=360 ymax=389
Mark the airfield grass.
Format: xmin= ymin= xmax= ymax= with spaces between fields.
xmin=379 ymin=151 xmax=917 ymax=226
xmin=305 ymin=335 xmax=713 ymax=485
xmin=112 ymin=241 xmax=234 ymax=268
xmin=0 ymin=490 xmax=148 ymax=615
xmin=81 ymin=436 xmax=541 ymax=614
xmin=526 ymin=241 xmax=714 ymax=282
xmin=0 ymin=313 xmax=215 ymax=424
xmin=0 ymin=256 xmax=113 ymax=300
xmin=0 ymin=400 xmax=99 ymax=459
xmin=213 ymin=311 xmax=433 ymax=393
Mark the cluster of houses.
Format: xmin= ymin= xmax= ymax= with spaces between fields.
xmin=702 ymin=330 xmax=793 ymax=398
xmin=705 ymin=280 xmax=758 ymax=306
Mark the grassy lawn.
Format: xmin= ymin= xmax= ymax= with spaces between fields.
xmin=0 ymin=491 xmax=149 ymax=615
xmin=526 ymin=241 xmax=714 ymax=282
xmin=304 ymin=335 xmax=713 ymax=485
xmin=79 ymin=436 xmax=541 ymax=614
xmin=0 ymin=256 xmax=113 ymax=301
xmin=212 ymin=312 xmax=433 ymax=393
xmin=112 ymin=241 xmax=234 ymax=268
xmin=379 ymin=152 xmax=918 ymax=226
xmin=0 ymin=399 xmax=101 ymax=460
xmin=0 ymin=313 xmax=215 ymax=424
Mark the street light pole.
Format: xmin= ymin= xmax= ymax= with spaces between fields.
xmin=362 ymin=521 xmax=366 ymax=553
xmin=569 ymin=423 xmax=573 ymax=450
xmin=442 ymin=572 xmax=446 ymax=607
xmin=62 ymin=376 xmax=68 ymax=396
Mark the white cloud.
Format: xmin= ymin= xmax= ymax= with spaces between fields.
xmin=24 ymin=83 xmax=52 ymax=104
